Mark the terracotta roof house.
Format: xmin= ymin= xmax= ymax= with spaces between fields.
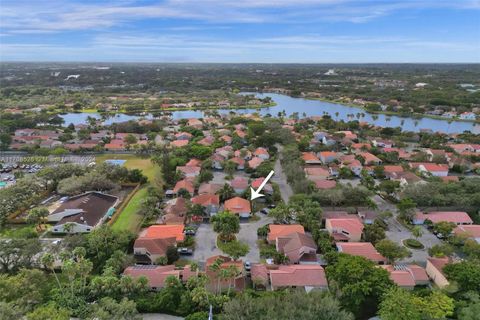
xmin=104 ymin=140 xmax=126 ymax=151
xmin=230 ymin=176 xmax=248 ymax=194
xmin=253 ymin=147 xmax=270 ymax=160
xmin=413 ymin=211 xmax=473 ymax=225
xmin=453 ymin=225 xmax=480 ymax=243
xmin=304 ymin=167 xmax=330 ymax=178
xmin=251 ymin=264 xmax=269 ymax=290
xmin=359 ymin=152 xmax=382 ymax=165
xmin=211 ymin=154 xmax=225 ymax=170
xmin=187 ymin=118 xmax=203 ymax=128
xmin=318 ymin=151 xmax=338 ymax=164
xmin=160 ymin=197 xmax=187 ymax=225
xmin=384 ymin=165 xmax=404 ymax=174
xmin=276 ymin=232 xmax=318 ymax=264
xmin=220 ymin=135 xmax=232 ymax=144
xmin=140 ymin=225 xmax=185 ymax=242
xmin=173 ymin=179 xmax=195 ymax=196
xmin=198 ymin=136 xmax=215 ymax=146
xmin=185 ymin=158 xmax=202 ymax=167
xmin=326 ymin=218 xmax=364 ymax=242
xmin=198 ymin=183 xmax=222 ymax=195
xmin=230 ymin=157 xmax=246 ymax=170
xmin=381 ymin=264 xmax=429 ymax=289
xmin=234 ymin=149 xmax=252 ymax=160
xmin=175 ymin=132 xmax=193 ymax=140
xmin=268 ymin=224 xmax=305 ymax=244
xmin=336 ymin=242 xmax=386 ymax=264
xmin=311 ymin=179 xmax=337 ymax=190
xmin=302 ymin=152 xmax=321 ymax=164
xmin=191 ymin=194 xmax=220 ymax=216
xmin=425 ymin=257 xmax=450 ymax=288
xmin=123 ymin=265 xmax=180 ymax=290
xmin=248 ymin=157 xmax=264 ymax=169
xmin=224 ymin=197 xmax=251 ymax=218
xmin=49 ymin=192 xmax=118 ymax=234
xmin=170 ymin=140 xmax=189 ymax=148
xmin=133 ymin=237 xmax=177 ymax=264
xmin=269 ymin=265 xmax=328 ymax=292
xmin=419 ymin=163 xmax=449 ymax=177
xmin=205 ymin=255 xmax=245 ymax=292
xmin=176 ymin=165 xmax=201 ymax=178
xmin=251 ymin=178 xmax=273 ymax=194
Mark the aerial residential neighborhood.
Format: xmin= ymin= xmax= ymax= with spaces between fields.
xmin=1 ymin=0 xmax=480 ymax=319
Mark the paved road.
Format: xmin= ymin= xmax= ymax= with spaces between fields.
xmin=237 ymin=213 xmax=273 ymax=263
xmin=192 ymin=223 xmax=222 ymax=264
xmin=271 ymin=145 xmax=293 ymax=203
xmin=372 ymin=195 xmax=442 ymax=264
xmin=192 ymin=213 xmax=272 ymax=265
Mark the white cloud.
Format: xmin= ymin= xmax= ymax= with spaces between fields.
xmin=1 ymin=0 xmax=479 ymax=33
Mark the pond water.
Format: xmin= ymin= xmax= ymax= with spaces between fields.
xmin=60 ymin=92 xmax=479 ymax=134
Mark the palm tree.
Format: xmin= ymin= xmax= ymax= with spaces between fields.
xmin=412 ymin=226 xmax=423 ymax=240
xmin=63 ymin=222 xmax=75 ymax=234
xmin=41 ymin=253 xmax=62 ymax=291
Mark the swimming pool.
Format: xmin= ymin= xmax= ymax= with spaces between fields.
xmin=105 ymin=159 xmax=127 ymax=166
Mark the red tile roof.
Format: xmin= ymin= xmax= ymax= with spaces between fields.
xmin=454 ymin=225 xmax=480 ymax=238
xmin=270 ymin=265 xmax=328 ymax=288
xmin=416 ymin=211 xmax=473 ymax=224
xmin=224 ymin=197 xmax=251 ymax=214
xmin=336 ymin=242 xmax=386 ymax=263
xmin=124 ymin=265 xmax=179 ymax=289
xmin=191 ymin=194 xmax=220 ymax=207
xmin=173 ymin=179 xmax=195 ymax=194
xmin=141 ymin=225 xmax=185 ymax=242
xmin=268 ymin=224 xmax=305 ymax=242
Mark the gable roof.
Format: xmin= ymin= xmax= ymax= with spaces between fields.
xmin=454 ymin=225 xmax=480 ymax=238
xmin=277 ymin=232 xmax=317 ymax=263
xmin=123 ymin=265 xmax=179 ymax=288
xmin=270 ymin=265 xmax=327 ymax=288
xmin=140 ymin=225 xmax=185 ymax=242
xmin=134 ymin=237 xmax=177 ymax=256
xmin=416 ymin=211 xmax=473 ymax=224
xmin=224 ymin=197 xmax=251 ymax=214
xmin=336 ymin=242 xmax=386 ymax=262
xmin=327 ymin=218 xmax=364 ymax=236
xmin=268 ymin=224 xmax=305 ymax=242
xmin=173 ymin=179 xmax=195 ymax=194
xmin=192 ymin=194 xmax=220 ymax=207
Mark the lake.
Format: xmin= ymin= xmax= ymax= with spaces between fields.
xmin=60 ymin=92 xmax=479 ymax=134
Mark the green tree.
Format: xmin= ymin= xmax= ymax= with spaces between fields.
xmin=87 ymin=297 xmax=141 ymax=320
xmin=268 ymin=203 xmax=292 ymax=223
xmin=362 ymin=221 xmax=386 ymax=245
xmin=428 ymin=243 xmax=454 ymax=258
xmin=217 ymin=183 xmax=235 ymax=202
xmin=444 ymin=260 xmax=480 ymax=292
xmin=27 ymin=207 xmax=49 ymax=230
xmin=124 ymin=134 xmax=138 ymax=146
xmin=432 ymin=221 xmax=456 ymax=238
xmin=375 ymin=239 xmax=410 ymax=264
xmin=411 ymin=226 xmax=423 ymax=240
xmin=211 ymin=211 xmax=240 ymax=242
xmin=26 ymin=303 xmax=71 ymax=320
xmin=396 ymin=198 xmax=417 ymax=221
xmin=221 ymin=240 xmax=249 ymax=260
xmin=221 ymin=290 xmax=353 ymax=320
xmin=326 ymin=254 xmax=393 ymax=316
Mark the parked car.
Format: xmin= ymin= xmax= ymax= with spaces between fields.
xmin=184 ymin=229 xmax=196 ymax=236
xmin=177 ymin=247 xmax=193 ymax=255
xmin=260 ymin=208 xmax=269 ymax=215
xmin=244 ymin=261 xmax=251 ymax=271
xmin=268 ymin=204 xmax=276 ymax=209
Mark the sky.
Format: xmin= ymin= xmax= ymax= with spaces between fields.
xmin=0 ymin=0 xmax=479 ymax=63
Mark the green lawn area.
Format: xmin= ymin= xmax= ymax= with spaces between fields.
xmin=111 ymin=186 xmax=148 ymax=233
xmin=96 ymin=154 xmax=162 ymax=232
xmin=96 ymin=154 xmax=159 ymax=182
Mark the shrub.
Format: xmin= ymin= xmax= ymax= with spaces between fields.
xmin=403 ymin=238 xmax=424 ymax=249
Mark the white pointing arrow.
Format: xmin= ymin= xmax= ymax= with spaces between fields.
xmin=250 ymin=170 xmax=275 ymax=200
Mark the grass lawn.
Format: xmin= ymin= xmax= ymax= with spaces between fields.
xmin=96 ymin=154 xmax=159 ymax=182
xmin=96 ymin=154 xmax=162 ymax=233
xmin=111 ymin=186 xmax=148 ymax=233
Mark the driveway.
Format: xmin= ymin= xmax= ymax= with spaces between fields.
xmin=372 ymin=195 xmax=442 ymax=264
xmin=271 ymin=145 xmax=293 ymax=203
xmin=237 ymin=213 xmax=273 ymax=263
xmin=192 ymin=223 xmax=222 ymax=265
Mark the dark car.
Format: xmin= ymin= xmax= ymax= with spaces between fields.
xmin=177 ymin=247 xmax=193 ymax=255
xmin=184 ymin=229 xmax=196 ymax=236
xmin=260 ymin=208 xmax=269 ymax=215
xmin=268 ymin=204 xmax=276 ymax=209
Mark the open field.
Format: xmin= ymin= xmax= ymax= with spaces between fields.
xmin=96 ymin=154 xmax=161 ymax=232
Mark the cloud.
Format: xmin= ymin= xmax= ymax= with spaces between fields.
xmin=1 ymin=0 xmax=479 ymax=33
